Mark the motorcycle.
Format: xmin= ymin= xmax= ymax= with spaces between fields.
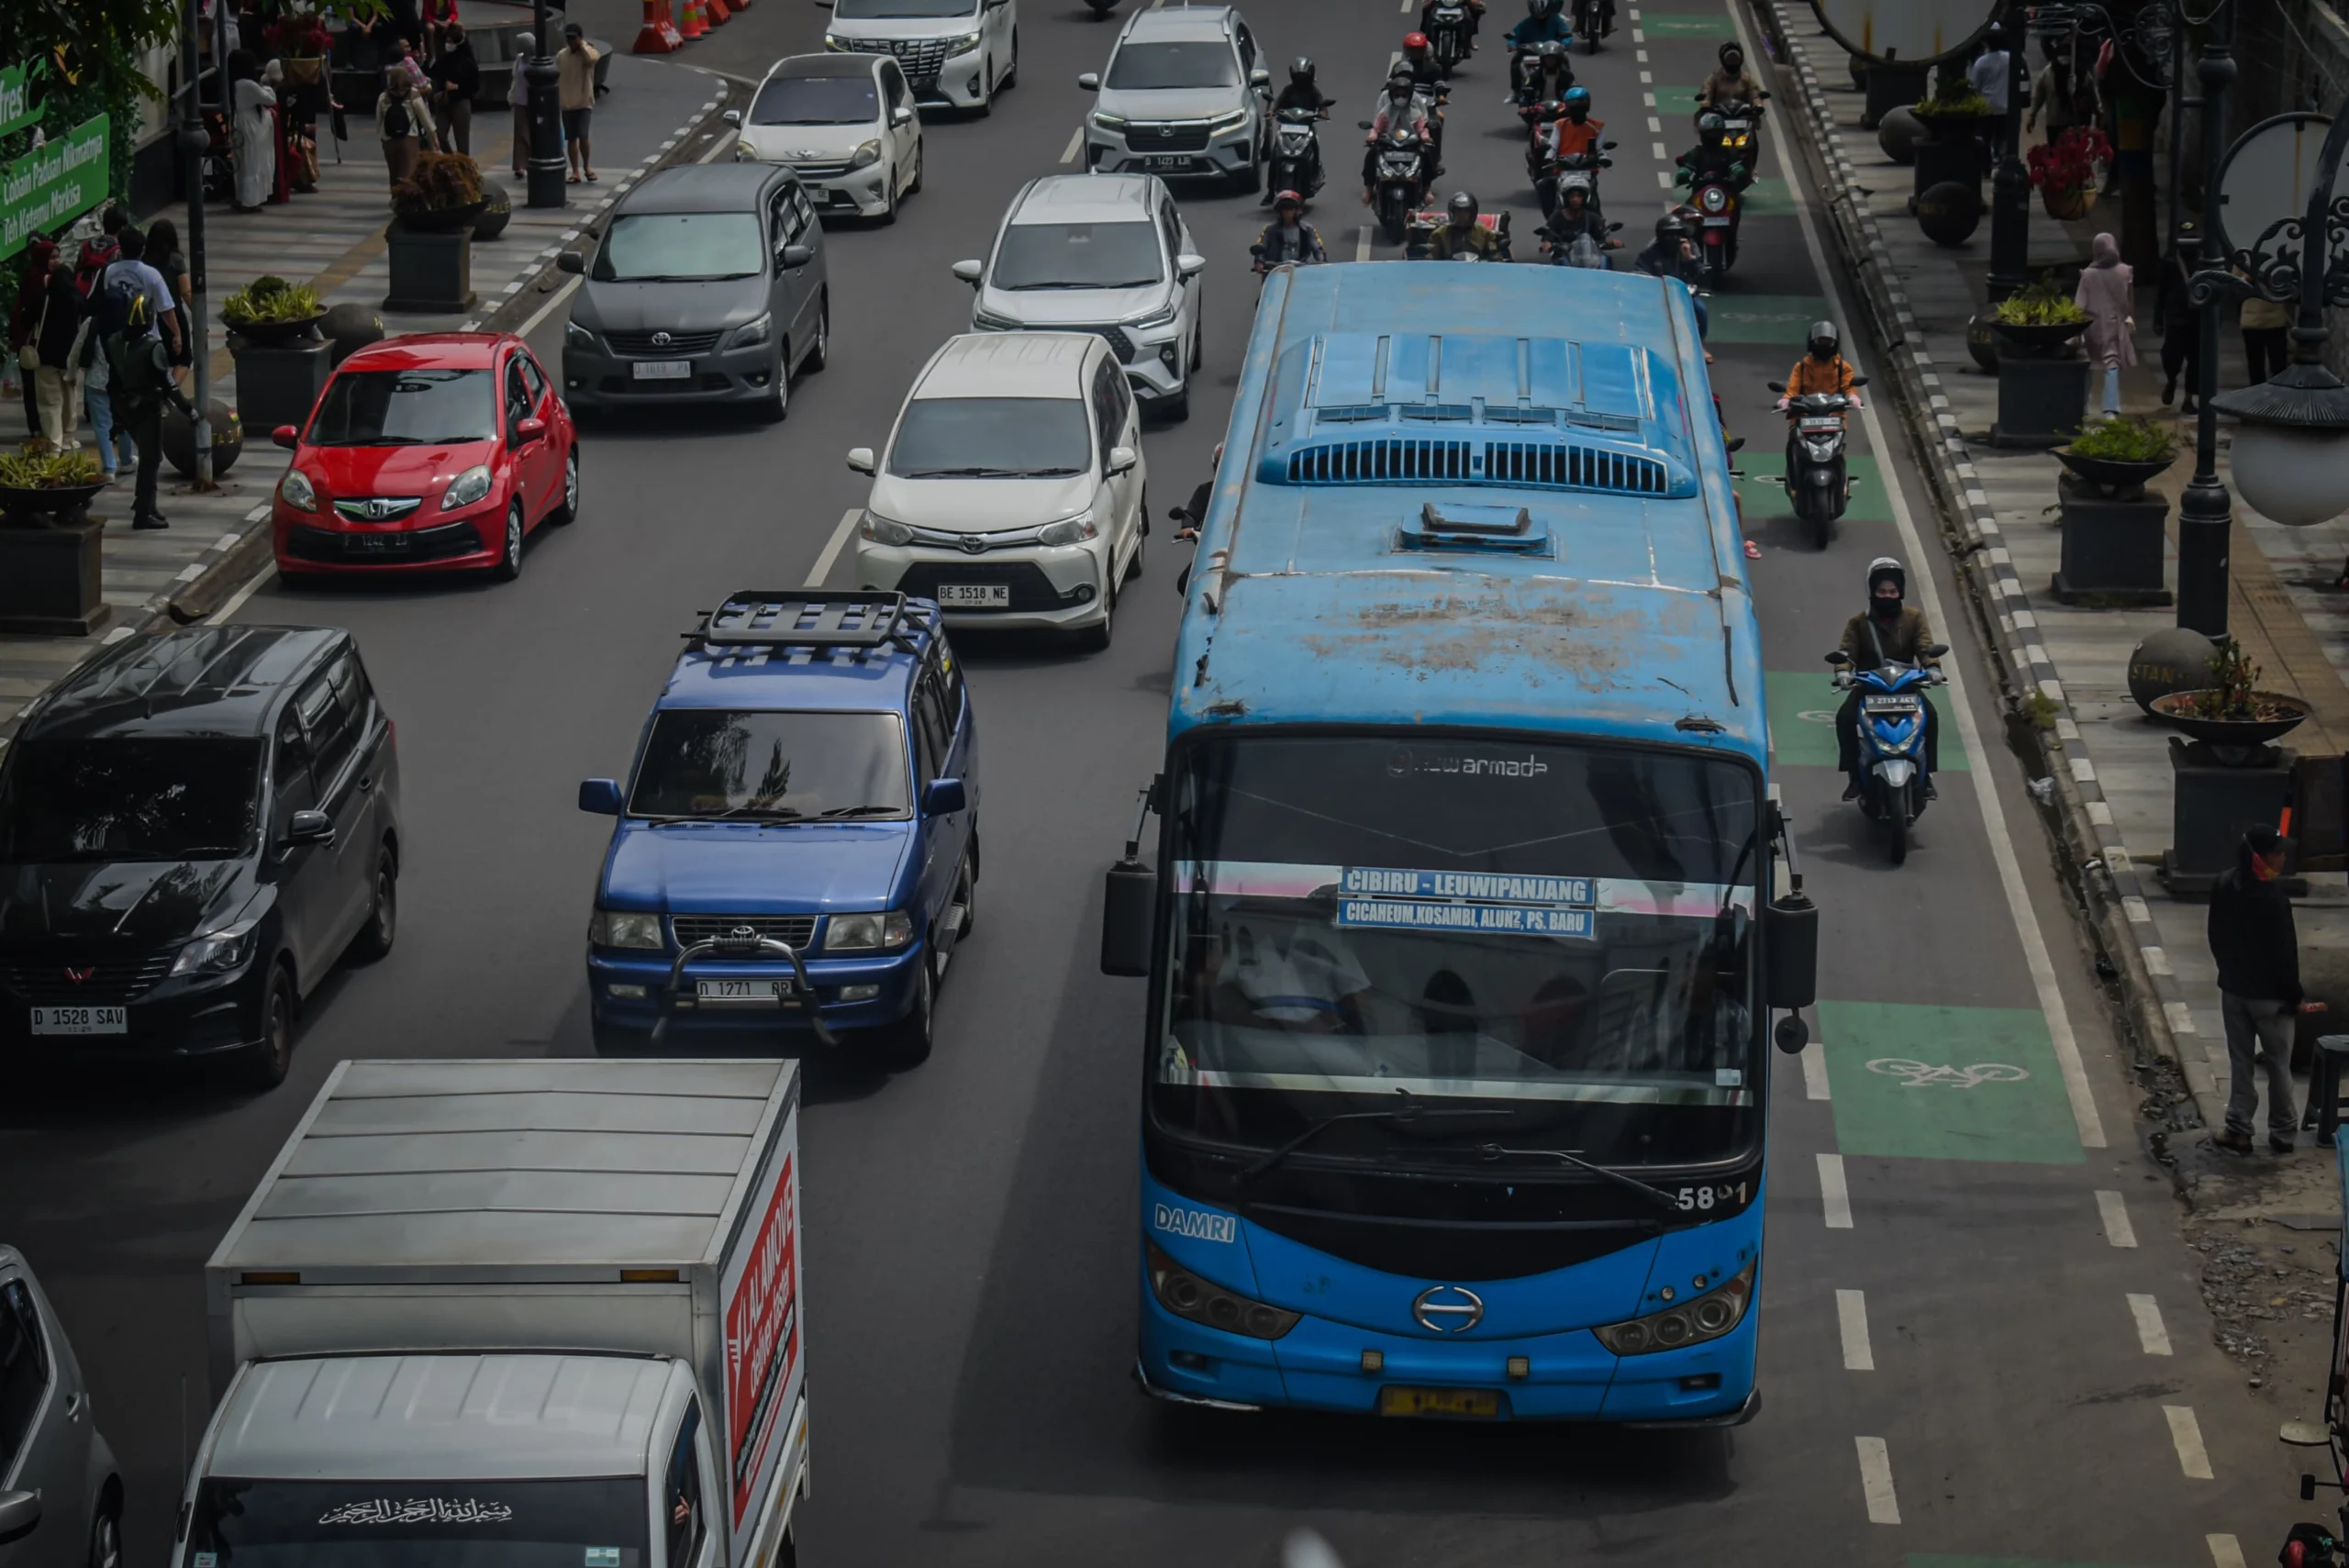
xmin=1426 ymin=0 xmax=1473 ymax=72
xmin=1684 ymin=170 xmax=1742 ymax=286
xmin=1826 ymin=645 xmax=1947 ymax=865
xmin=1361 ymin=122 xmax=1434 ymax=244
xmin=1572 ymin=0 xmax=1604 ymax=51
xmin=1509 ymin=48 xmax=1574 ymax=106
xmin=1406 ymin=208 xmax=1511 ymax=260
xmin=1540 ymin=218 xmax=1620 ymax=266
xmin=1533 ymin=140 xmax=1611 ymax=220
xmin=1770 ymin=374 xmax=1866 ymax=548
xmin=1712 ymin=94 xmax=1766 ymax=164
xmin=1269 ymin=106 xmax=1328 ymax=200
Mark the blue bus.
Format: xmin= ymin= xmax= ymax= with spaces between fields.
xmin=1099 ymin=261 xmax=1819 ymax=1426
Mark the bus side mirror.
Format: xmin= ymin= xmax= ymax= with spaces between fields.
xmin=1100 ymin=852 xmax=1156 ymax=977
xmin=1765 ymin=887 xmax=1818 ymax=1016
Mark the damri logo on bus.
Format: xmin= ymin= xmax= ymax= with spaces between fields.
xmin=1153 ymin=1203 xmax=1237 ymax=1243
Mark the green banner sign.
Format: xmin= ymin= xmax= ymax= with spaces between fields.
xmin=0 ymin=115 xmax=109 ymax=264
xmin=0 ymin=65 xmax=35 ymax=141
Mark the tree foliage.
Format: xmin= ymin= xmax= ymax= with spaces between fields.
xmin=0 ymin=0 xmax=182 ymax=195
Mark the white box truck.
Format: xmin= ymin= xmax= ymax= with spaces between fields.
xmin=179 ymin=1060 xmax=807 ymax=1568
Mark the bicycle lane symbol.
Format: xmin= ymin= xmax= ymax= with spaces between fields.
xmin=1866 ymin=1059 xmax=2032 ymax=1090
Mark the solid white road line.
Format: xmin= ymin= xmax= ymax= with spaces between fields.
xmin=1741 ymin=0 xmax=2109 ymax=1151
xmin=1356 ymin=225 xmax=1373 ymax=262
xmin=1836 ymin=1289 xmax=1874 ymax=1370
xmin=805 ymin=508 xmax=863 ymax=588
xmin=1854 ymin=1438 xmax=1900 ymax=1524
xmin=2165 ymin=1406 xmax=2215 ymax=1479
xmin=1060 ymin=126 xmax=1084 ymax=164
xmin=516 ymin=275 xmax=583 ymax=341
xmin=2210 ymin=1535 xmax=2249 ymax=1568
xmin=1818 ymin=1152 xmax=1853 ymax=1229
xmin=2129 ymin=1294 xmax=2174 ymax=1356
xmin=2096 ymin=1190 xmax=2140 ymax=1248
xmin=1802 ymin=1040 xmax=1830 ymax=1099
xmin=206 ymin=562 xmax=277 ymax=626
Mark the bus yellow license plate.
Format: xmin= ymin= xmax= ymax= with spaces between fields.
xmin=1378 ymin=1386 xmax=1499 ymax=1418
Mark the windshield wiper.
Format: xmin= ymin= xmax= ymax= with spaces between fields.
xmin=1475 ymin=1143 xmax=1685 ymax=1212
xmin=612 ymin=272 xmax=759 ymax=283
xmin=902 ymin=465 xmax=1030 ymax=478
xmin=816 ymin=805 xmax=904 ymax=818
xmin=1234 ymin=1093 xmax=1509 ymax=1185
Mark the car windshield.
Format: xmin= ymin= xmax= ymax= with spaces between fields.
xmin=1105 ymin=39 xmax=1241 ymax=89
xmin=1152 ymin=735 xmax=1763 ymax=1172
xmin=833 ymin=0 xmax=974 ymax=15
xmin=888 ymin=397 xmax=1092 ymax=478
xmin=308 ymin=369 xmax=495 ymax=446
xmin=0 ymin=738 xmax=263 ymax=862
xmin=595 ymin=212 xmax=764 ymax=283
xmin=629 ymin=710 xmax=911 ymax=821
xmin=750 ymin=74 xmax=880 ymax=124
xmin=183 ymin=1477 xmax=649 ymax=1568
xmin=990 ymin=221 xmax=1162 ymax=290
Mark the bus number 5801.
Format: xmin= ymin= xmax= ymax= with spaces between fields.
xmin=1675 ymin=1183 xmax=1750 ymax=1212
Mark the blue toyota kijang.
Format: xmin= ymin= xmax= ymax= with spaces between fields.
xmin=579 ymin=591 xmax=978 ymax=1066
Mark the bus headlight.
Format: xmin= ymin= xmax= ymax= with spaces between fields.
xmin=1591 ymin=1262 xmax=1753 ymax=1355
xmin=1145 ymin=1240 xmax=1298 ymax=1340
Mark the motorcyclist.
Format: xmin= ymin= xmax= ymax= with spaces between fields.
xmin=1397 ymin=31 xmax=1445 ymax=89
xmin=1419 ymin=0 xmax=1487 ymax=43
xmin=1776 ymin=318 xmax=1863 ymax=464
xmin=1676 ymin=112 xmax=1753 ymax=193
xmin=1698 ymin=39 xmax=1765 ymax=114
xmin=1834 ymin=557 xmax=1941 ymax=800
xmin=1426 ymin=190 xmax=1506 ymax=259
xmin=1508 ymin=0 xmax=1573 ymax=48
xmin=1363 ymin=71 xmax=1436 ymax=201
xmin=1273 ymin=56 xmax=1331 ymax=117
xmin=1252 ymin=191 xmax=1328 ymax=268
xmin=1516 ymin=38 xmax=1575 ymax=105
xmin=1542 ymin=84 xmax=1604 ymax=160
xmin=1633 ymin=211 xmax=1709 ymax=341
xmin=1538 ymin=183 xmax=1613 ymax=263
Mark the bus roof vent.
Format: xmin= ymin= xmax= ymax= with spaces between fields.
xmin=1285 ymin=438 xmax=1474 ymax=484
xmin=1398 ymin=501 xmax=1552 ymax=556
xmin=1483 ymin=439 xmax=1672 ymax=496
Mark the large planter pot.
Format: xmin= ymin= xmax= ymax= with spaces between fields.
xmin=1991 ymin=319 xmax=2088 ymax=357
xmin=393 ymin=199 xmax=485 ymax=235
xmin=2052 ymin=471 xmax=2172 ymax=606
xmin=2151 ymin=691 xmax=2313 ymax=754
xmin=2053 ymin=448 xmax=2176 ymax=498
xmin=2039 ymin=183 xmax=2096 ymax=221
xmin=220 ymin=310 xmax=325 ymax=346
xmin=1861 ymin=61 xmax=1930 ymax=130
xmin=1992 ymin=355 xmax=2088 ymax=448
xmin=0 ymin=481 xmax=107 ymax=528
xmin=164 ymin=400 xmax=244 ymax=480
xmin=2161 ymin=736 xmax=2299 ymax=895
xmin=1911 ymin=130 xmax=1987 ymax=211
xmin=473 ymin=177 xmax=513 ymax=242
xmin=229 ymin=335 xmax=334 ymax=432
xmin=0 ymin=514 xmax=109 ymax=635
xmin=384 ymin=220 xmax=477 ymax=313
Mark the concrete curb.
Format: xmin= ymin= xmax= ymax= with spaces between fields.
xmin=1757 ymin=0 xmax=2224 ymax=1134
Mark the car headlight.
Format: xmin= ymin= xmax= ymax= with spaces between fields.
xmin=945 ymin=30 xmax=981 ymax=54
xmin=440 ymin=464 xmax=493 ymax=511
xmin=1125 ymin=298 xmax=1178 ymax=330
xmin=171 ymin=917 xmax=260 ymax=977
xmin=732 ymin=141 xmax=752 ymax=161
xmin=1039 ymin=511 xmax=1097 ymax=547
xmin=848 ymin=139 xmax=881 ymax=171
xmin=825 ymin=910 xmax=914 ymax=951
xmin=1091 ymin=111 xmax=1129 ymax=131
xmin=563 ymin=318 xmax=597 ymax=350
xmin=973 ymin=305 xmax=1022 ymax=330
xmin=1207 ymin=108 xmax=1251 ymax=135
xmin=861 ymin=511 xmax=915 ymax=546
xmin=726 ymin=313 xmax=773 ymax=350
xmin=588 ymin=909 xmax=666 ymax=951
xmin=1145 ymin=1240 xmax=1298 ymax=1340
xmin=824 ymin=34 xmax=852 ymax=50
xmin=1591 ymin=1261 xmax=1754 ymax=1356
xmin=278 ymin=467 xmax=317 ymax=512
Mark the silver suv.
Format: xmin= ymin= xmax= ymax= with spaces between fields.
xmin=1077 ymin=6 xmax=1271 ymax=194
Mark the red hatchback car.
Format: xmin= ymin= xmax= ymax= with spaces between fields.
xmin=271 ymin=332 xmax=579 ymax=583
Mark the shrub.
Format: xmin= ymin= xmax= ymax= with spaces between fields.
xmin=1994 ymin=276 xmax=2089 ymax=326
xmin=222 ymin=275 xmax=322 ymax=326
xmin=2067 ymin=416 xmax=2176 ymax=462
xmin=392 ymin=150 xmax=485 ymax=217
xmin=0 ymin=442 xmax=104 ymax=488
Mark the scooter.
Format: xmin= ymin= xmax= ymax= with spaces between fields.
xmin=1572 ymin=0 xmax=1606 ymax=52
xmin=1534 ymin=141 xmax=1611 ymax=220
xmin=1268 ymin=105 xmax=1328 ymax=200
xmin=1826 ymin=646 xmax=1947 ymax=866
xmin=1684 ymin=170 xmax=1742 ymax=286
xmin=1712 ymin=94 xmax=1767 ymax=165
xmin=1426 ymin=0 xmax=1474 ymax=72
xmin=1540 ymin=219 xmax=1620 ymax=266
xmin=1769 ymin=374 xmax=1866 ymax=549
xmin=1361 ymin=122 xmax=1434 ymax=244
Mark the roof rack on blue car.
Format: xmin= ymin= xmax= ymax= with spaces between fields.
xmin=684 ymin=590 xmax=935 ymax=659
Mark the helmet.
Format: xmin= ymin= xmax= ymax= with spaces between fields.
xmin=1866 ymin=556 xmax=1906 ymax=600
xmin=1273 ymin=188 xmax=1304 ymax=211
xmin=1536 ymin=39 xmax=1564 ymax=61
xmin=1560 ymin=182 xmax=1587 ymax=206
xmin=1655 ymin=212 xmax=1687 ymax=239
xmin=1718 ymin=39 xmax=1743 ymax=64
xmin=1403 ymin=29 xmax=1429 ymax=53
xmin=1448 ymin=190 xmax=1478 ymax=224
xmin=1563 ymin=84 xmax=1591 ymax=117
xmin=1288 ymin=55 xmax=1314 ymax=86
xmin=1698 ymin=111 xmax=1725 ymax=142
xmin=1526 ymin=0 xmax=1544 ymax=17
xmin=1808 ymin=320 xmax=1840 ymax=357
xmin=1386 ymin=69 xmax=1415 ymax=99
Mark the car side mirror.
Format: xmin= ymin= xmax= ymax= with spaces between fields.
xmin=1077 ymin=72 xmax=1100 ymax=91
xmin=1106 ymin=444 xmax=1138 ymax=476
xmin=722 ymin=108 xmax=742 ymax=126
xmin=920 ymin=777 xmax=967 ymax=816
xmin=846 ymin=446 xmax=876 ymax=474
xmin=1175 ymin=251 xmax=1206 ymax=279
xmin=952 ymin=259 xmax=983 ymax=284
xmin=284 ymin=808 xmax=336 ymax=849
xmin=1100 ymin=851 xmax=1156 ymax=977
xmin=557 ymin=250 xmax=584 ymax=274
xmin=0 ymin=1491 xmax=39 ymax=1545
xmin=1764 ymin=887 xmax=1818 ymax=1013
xmin=1250 ymin=67 xmax=1272 ymax=87
xmin=515 ymin=416 xmax=547 ymax=443
xmin=1850 ymin=373 xmax=1870 ymax=387
xmin=272 ymin=424 xmax=300 ymax=450
xmin=779 ymin=243 xmax=814 ymax=270
xmin=891 ymin=105 xmax=915 ymax=125
xmin=1920 ymin=642 xmax=1949 ymax=659
xmin=578 ymin=778 xmax=623 ymax=815
xmin=1824 ymin=650 xmax=1851 ymax=665
xmin=1766 ymin=380 xmax=1786 ymax=393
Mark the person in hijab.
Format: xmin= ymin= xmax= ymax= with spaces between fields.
xmin=2075 ymin=231 xmax=2135 ymax=419
xmin=379 ymin=70 xmax=423 ymax=188
xmin=229 ymin=50 xmax=278 ymax=213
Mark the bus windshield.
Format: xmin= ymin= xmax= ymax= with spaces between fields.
xmin=1152 ymin=734 xmax=1761 ymax=1172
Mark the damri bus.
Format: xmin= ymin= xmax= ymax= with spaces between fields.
xmin=1099 ymin=261 xmax=1819 ymax=1426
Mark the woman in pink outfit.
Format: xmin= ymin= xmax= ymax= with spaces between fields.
xmin=2075 ymin=230 xmax=2136 ymax=418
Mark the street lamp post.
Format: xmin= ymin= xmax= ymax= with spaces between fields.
xmin=175 ymin=0 xmax=214 ymax=488
xmin=525 ymin=0 xmax=566 ymax=208
xmin=2176 ymin=3 xmax=2236 ymax=637
xmin=1987 ymin=0 xmax=2032 ymax=301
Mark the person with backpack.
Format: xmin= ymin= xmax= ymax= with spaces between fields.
xmin=105 ymin=295 xmax=195 ymax=531
xmin=8 ymin=233 xmax=57 ymax=438
xmin=95 ymin=228 xmax=181 ymax=361
xmin=30 ymin=255 xmax=88 ymax=450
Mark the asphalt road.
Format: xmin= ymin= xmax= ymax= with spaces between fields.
xmin=0 ymin=1 xmax=2323 ymax=1563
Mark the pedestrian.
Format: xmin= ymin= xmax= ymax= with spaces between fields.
xmin=8 ymin=233 xmax=57 ymax=438
xmin=2210 ymin=827 xmax=2326 ymax=1153
xmin=1967 ymin=26 xmax=2011 ymax=145
xmin=2243 ymin=288 xmax=2290 ymax=385
xmin=103 ymin=228 xmax=184 ymax=363
xmin=228 ymin=51 xmax=277 ymax=213
xmin=2075 ymin=231 xmax=2135 ymax=419
xmin=509 ymin=32 xmax=533 ymax=176
xmin=560 ymin=23 xmax=600 ymax=183
xmin=104 ymin=297 xmax=195 ymax=531
xmin=379 ymin=71 xmax=423 ymax=188
xmin=436 ymin=22 xmax=479 ymax=156
xmin=395 ymin=38 xmax=430 ymax=93
xmin=30 ymin=255 xmax=86 ymax=450
xmin=2157 ymin=223 xmax=2199 ymax=411
xmin=422 ymin=0 xmax=459 ymax=61
xmin=144 ymin=218 xmax=193 ymax=384
xmin=2025 ymin=38 xmax=2095 ymax=146
xmin=262 ymin=60 xmax=298 ymax=203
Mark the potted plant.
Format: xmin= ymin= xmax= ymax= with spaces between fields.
xmin=2055 ymin=414 xmax=2178 ymax=496
xmin=391 ymin=150 xmax=487 ymax=233
xmin=224 ymin=276 xmax=333 ymax=429
xmin=1991 ymin=276 xmax=2090 ymax=354
xmin=2052 ymin=417 xmax=2176 ymax=605
xmin=2154 ymin=639 xmax=2312 ymax=892
xmin=0 ymin=444 xmax=111 ymax=635
xmin=2153 ymin=639 xmax=2312 ymax=754
xmin=221 ymin=275 xmax=325 ymax=344
xmin=1990 ymin=277 xmax=2091 ymax=447
xmin=2029 ymin=125 xmax=2110 ymax=222
xmin=1909 ymin=76 xmax=1993 ymax=209
xmin=385 ymin=152 xmax=484 ymax=312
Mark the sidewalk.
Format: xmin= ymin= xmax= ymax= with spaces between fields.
xmin=0 ymin=52 xmax=729 ymax=747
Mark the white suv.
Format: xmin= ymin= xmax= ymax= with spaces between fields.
xmin=1077 ymin=5 xmax=1272 ymax=192
xmin=819 ymin=0 xmax=1017 ymax=114
xmin=951 ymin=174 xmax=1205 ymax=420
xmin=729 ymin=53 xmax=923 ymax=221
xmin=850 ymin=333 xmax=1148 ymax=651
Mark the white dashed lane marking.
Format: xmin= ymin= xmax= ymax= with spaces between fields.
xmin=1817 ymin=1153 xmax=1852 ymax=1229
xmin=2129 ymin=1295 xmax=2173 ymax=1356
xmin=1854 ymin=1438 xmax=1900 ymax=1524
xmin=2165 ymin=1407 xmax=2214 ymax=1479
xmin=2096 ymin=1190 xmax=2138 ymax=1248
xmin=1836 ymin=1289 xmax=1873 ymax=1371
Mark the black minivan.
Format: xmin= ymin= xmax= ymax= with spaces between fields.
xmin=0 ymin=627 xmax=401 ymax=1087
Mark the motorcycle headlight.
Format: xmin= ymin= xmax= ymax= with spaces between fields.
xmin=1039 ymin=511 xmax=1097 ymax=547
xmin=726 ymin=313 xmax=773 ymax=350
xmin=1700 ymin=184 xmax=1729 ymax=212
xmin=277 ymin=466 xmax=317 ymax=512
xmin=1092 ymin=111 xmax=1129 ymax=131
xmin=1207 ymin=108 xmax=1251 ymax=135
xmin=825 ymin=910 xmax=914 ymax=951
xmin=563 ymin=318 xmax=597 ymax=350
xmin=171 ymin=917 xmax=260 ymax=977
xmin=1146 ymin=1241 xmax=1299 ymax=1340
xmin=944 ymin=30 xmax=982 ymax=54
xmin=440 ymin=463 xmax=493 ymax=511
xmin=848 ymin=139 xmax=881 ymax=170
xmin=588 ymin=909 xmax=666 ymax=951
xmin=861 ymin=511 xmax=915 ymax=546
xmin=1592 ymin=1262 xmax=1754 ymax=1356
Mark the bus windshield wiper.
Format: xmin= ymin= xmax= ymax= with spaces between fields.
xmin=1475 ymin=1143 xmax=1685 ymax=1212
xmin=1234 ymin=1095 xmax=1508 ymax=1186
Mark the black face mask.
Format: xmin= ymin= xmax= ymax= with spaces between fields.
xmin=1871 ymin=593 xmax=1902 ymax=620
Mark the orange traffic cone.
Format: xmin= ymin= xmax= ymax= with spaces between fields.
xmin=678 ymin=0 xmax=707 ymax=40
xmin=634 ymin=0 xmax=684 ymax=50
xmin=707 ymin=0 xmax=732 ymax=25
